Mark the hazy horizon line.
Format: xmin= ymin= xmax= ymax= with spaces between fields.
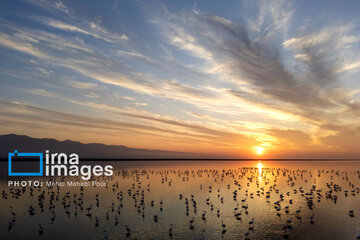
xmin=2 ymin=158 xmax=360 ymax=161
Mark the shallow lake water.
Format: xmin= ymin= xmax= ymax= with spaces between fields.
xmin=0 ymin=160 xmax=359 ymax=240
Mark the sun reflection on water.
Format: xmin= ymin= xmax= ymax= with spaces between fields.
xmin=257 ymin=162 xmax=263 ymax=181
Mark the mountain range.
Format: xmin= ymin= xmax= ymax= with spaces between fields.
xmin=0 ymin=134 xmax=204 ymax=159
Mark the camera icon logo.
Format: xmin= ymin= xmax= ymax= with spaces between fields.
xmin=8 ymin=150 xmax=43 ymax=176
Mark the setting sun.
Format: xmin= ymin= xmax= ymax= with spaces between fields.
xmin=255 ymin=146 xmax=265 ymax=155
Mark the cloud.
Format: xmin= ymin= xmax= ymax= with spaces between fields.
xmin=246 ymin=0 xmax=293 ymax=38
xmin=0 ymin=100 xmax=256 ymax=154
xmin=0 ymin=32 xmax=49 ymax=59
xmin=268 ymin=129 xmax=312 ymax=147
xmin=63 ymin=79 xmax=98 ymax=90
xmin=36 ymin=17 xmax=129 ymax=43
xmin=150 ymin=4 xmax=360 ymax=155
xmin=0 ymin=21 xmax=222 ymax=109
xmin=319 ymin=125 xmax=360 ymax=154
xmin=337 ymin=60 xmax=360 ymax=73
xmin=25 ymin=0 xmax=72 ymax=16
xmin=187 ymin=112 xmax=212 ymax=120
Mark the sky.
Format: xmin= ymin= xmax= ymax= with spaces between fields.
xmin=0 ymin=0 xmax=360 ymax=158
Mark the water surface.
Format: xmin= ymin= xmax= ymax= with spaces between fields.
xmin=0 ymin=160 xmax=359 ymax=239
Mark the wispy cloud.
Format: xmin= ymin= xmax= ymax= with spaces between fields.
xmin=25 ymin=0 xmax=73 ymax=16
xmin=34 ymin=17 xmax=129 ymax=43
xmin=0 ymin=100 xmax=256 ymax=155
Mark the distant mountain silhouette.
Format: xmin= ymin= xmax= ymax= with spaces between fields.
xmin=0 ymin=134 xmax=204 ymax=159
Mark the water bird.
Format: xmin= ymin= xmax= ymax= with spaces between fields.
xmin=125 ymin=225 xmax=131 ymax=237
xmin=38 ymin=224 xmax=44 ymax=235
xmin=349 ymin=210 xmax=354 ymax=217
xmin=169 ymin=224 xmax=173 ymax=237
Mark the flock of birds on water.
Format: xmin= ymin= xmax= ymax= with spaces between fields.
xmin=1 ymin=163 xmax=360 ymax=239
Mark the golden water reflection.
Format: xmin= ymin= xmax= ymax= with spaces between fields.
xmin=257 ymin=162 xmax=263 ymax=182
xmin=0 ymin=160 xmax=359 ymax=240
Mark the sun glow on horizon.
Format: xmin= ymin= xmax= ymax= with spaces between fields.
xmin=255 ymin=146 xmax=265 ymax=155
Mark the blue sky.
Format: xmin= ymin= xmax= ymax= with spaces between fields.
xmin=1 ymin=0 xmax=360 ymax=158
